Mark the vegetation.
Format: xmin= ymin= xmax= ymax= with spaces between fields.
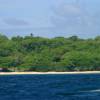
xmin=0 ymin=33 xmax=100 ymax=72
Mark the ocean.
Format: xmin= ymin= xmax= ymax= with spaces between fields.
xmin=0 ymin=74 xmax=100 ymax=100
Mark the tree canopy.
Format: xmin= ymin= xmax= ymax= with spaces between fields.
xmin=0 ymin=34 xmax=100 ymax=72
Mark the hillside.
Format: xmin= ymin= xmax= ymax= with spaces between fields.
xmin=0 ymin=34 xmax=100 ymax=71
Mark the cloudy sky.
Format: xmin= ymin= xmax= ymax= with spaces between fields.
xmin=0 ymin=0 xmax=100 ymax=38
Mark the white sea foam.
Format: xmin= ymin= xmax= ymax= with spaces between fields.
xmin=74 ymin=89 xmax=100 ymax=97
xmin=88 ymin=89 xmax=100 ymax=92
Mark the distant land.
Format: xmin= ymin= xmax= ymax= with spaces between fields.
xmin=0 ymin=34 xmax=100 ymax=72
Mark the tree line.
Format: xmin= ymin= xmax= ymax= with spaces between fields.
xmin=0 ymin=34 xmax=100 ymax=72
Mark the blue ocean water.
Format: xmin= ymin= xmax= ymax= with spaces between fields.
xmin=0 ymin=74 xmax=100 ymax=100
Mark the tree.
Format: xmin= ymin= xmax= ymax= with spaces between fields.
xmin=68 ymin=35 xmax=79 ymax=41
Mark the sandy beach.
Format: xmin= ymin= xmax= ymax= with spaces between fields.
xmin=0 ymin=71 xmax=100 ymax=75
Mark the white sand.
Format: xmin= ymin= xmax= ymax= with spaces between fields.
xmin=0 ymin=71 xmax=100 ymax=75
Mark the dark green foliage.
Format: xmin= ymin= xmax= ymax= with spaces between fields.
xmin=0 ymin=34 xmax=100 ymax=71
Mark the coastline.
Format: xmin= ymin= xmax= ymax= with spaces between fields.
xmin=0 ymin=71 xmax=100 ymax=75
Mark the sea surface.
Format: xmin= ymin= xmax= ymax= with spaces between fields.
xmin=0 ymin=74 xmax=100 ymax=100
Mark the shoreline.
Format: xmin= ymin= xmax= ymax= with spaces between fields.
xmin=0 ymin=71 xmax=100 ymax=75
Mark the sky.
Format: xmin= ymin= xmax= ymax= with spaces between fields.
xmin=0 ymin=0 xmax=100 ymax=38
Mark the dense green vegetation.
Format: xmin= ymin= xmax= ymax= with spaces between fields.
xmin=0 ymin=34 xmax=100 ymax=72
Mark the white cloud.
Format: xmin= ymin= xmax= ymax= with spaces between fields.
xmin=51 ymin=1 xmax=100 ymax=36
xmin=3 ymin=18 xmax=30 ymax=26
xmin=58 ymin=4 xmax=80 ymax=16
